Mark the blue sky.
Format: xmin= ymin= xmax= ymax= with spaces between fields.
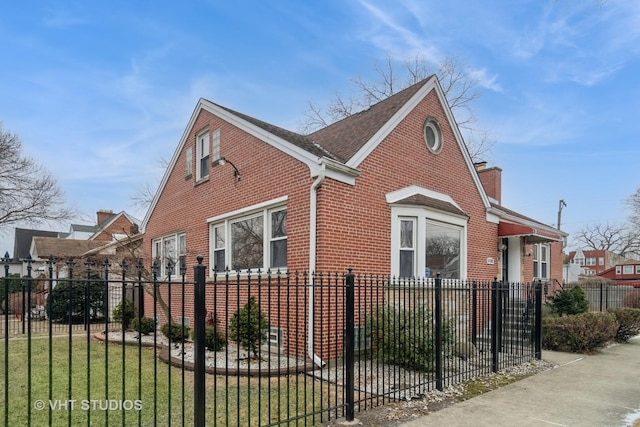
xmin=1 ymin=0 xmax=639 ymax=255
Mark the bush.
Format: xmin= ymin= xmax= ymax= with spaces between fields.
xmin=546 ymin=286 xmax=589 ymax=316
xmin=623 ymin=290 xmax=640 ymax=308
xmin=371 ymin=304 xmax=455 ymax=372
xmin=48 ymin=277 xmax=107 ymax=323
xmin=196 ymin=326 xmax=226 ymax=351
xmin=113 ymin=299 xmax=137 ymax=330
xmin=131 ymin=317 xmax=156 ymax=335
xmin=161 ymin=322 xmax=191 ymax=342
xmin=608 ymin=308 xmax=640 ymax=342
xmin=229 ymin=297 xmax=269 ymax=358
xmin=542 ymin=312 xmax=618 ymax=353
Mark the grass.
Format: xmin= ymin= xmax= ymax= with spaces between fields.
xmin=0 ymin=335 xmax=324 ymax=426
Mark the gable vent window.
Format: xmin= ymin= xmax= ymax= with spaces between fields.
xmin=423 ymin=117 xmax=442 ymax=154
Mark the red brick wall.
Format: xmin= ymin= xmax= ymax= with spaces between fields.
xmin=93 ymin=215 xmax=136 ymax=241
xmin=312 ymin=91 xmax=498 ymax=279
xmin=144 ymin=91 xmax=501 ymax=359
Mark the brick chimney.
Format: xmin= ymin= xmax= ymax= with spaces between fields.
xmin=96 ymin=209 xmax=115 ymax=225
xmin=474 ymin=162 xmax=502 ymax=205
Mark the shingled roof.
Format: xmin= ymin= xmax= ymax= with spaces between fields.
xmin=31 ymin=237 xmax=106 ymax=259
xmin=211 ymin=76 xmax=432 ymax=164
xmin=308 ymin=78 xmax=430 ymax=163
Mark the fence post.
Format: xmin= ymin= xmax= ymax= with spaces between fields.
xmin=344 ymin=269 xmax=355 ymax=422
xmin=193 ymin=255 xmax=206 ymax=427
xmin=471 ymin=280 xmax=477 ymax=346
xmin=534 ymin=280 xmax=543 ymax=360
xmin=435 ymin=274 xmax=443 ymax=391
xmin=491 ymin=278 xmax=499 ymax=372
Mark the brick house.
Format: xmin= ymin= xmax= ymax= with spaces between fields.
xmin=597 ymin=261 xmax=640 ymax=287
xmin=567 ymin=249 xmax=628 ymax=277
xmin=142 ymin=76 xmax=566 ymax=359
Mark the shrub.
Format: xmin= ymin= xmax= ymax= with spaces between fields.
xmin=623 ymin=290 xmax=640 ymax=309
xmin=48 ymin=278 xmax=107 ymax=323
xmin=229 ymin=297 xmax=269 ymax=358
xmin=113 ymin=299 xmax=137 ymax=330
xmin=161 ymin=322 xmax=191 ymax=343
xmin=546 ymin=286 xmax=589 ymax=316
xmin=197 ymin=326 xmax=226 ymax=351
xmin=542 ymin=312 xmax=618 ymax=353
xmin=131 ymin=317 xmax=156 ymax=335
xmin=608 ymin=308 xmax=640 ymax=342
xmin=371 ymin=304 xmax=455 ymax=372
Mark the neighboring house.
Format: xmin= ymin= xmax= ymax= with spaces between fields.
xmin=12 ymin=228 xmax=62 ymax=276
xmin=566 ymin=249 xmax=628 ymax=278
xmin=597 ymin=260 xmax=640 ymax=287
xmin=63 ymin=210 xmax=141 ymax=242
xmin=142 ymin=76 xmax=567 ymax=358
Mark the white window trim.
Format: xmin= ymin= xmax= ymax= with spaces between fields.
xmin=196 ymin=129 xmax=210 ymax=181
xmin=390 ymin=205 xmax=467 ymax=279
xmin=533 ymin=243 xmax=550 ymax=280
xmin=208 ymin=197 xmax=288 ymax=276
xmin=152 ymin=232 xmax=186 ymax=278
xmin=185 ymin=146 xmax=193 ymax=178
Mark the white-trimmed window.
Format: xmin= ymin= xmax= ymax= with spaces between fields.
xmin=533 ymin=243 xmax=549 ymax=279
xmin=152 ymin=232 xmax=186 ymax=277
xmin=623 ymin=265 xmax=634 ymax=275
xmin=196 ymin=130 xmax=210 ymax=181
xmin=391 ymin=207 xmax=466 ymax=279
xmin=399 ymin=218 xmax=416 ymax=278
xmin=636 ymin=265 xmax=640 ymax=275
xmin=598 ymin=257 xmax=605 ymax=266
xmin=586 ymin=257 xmax=596 ymax=266
xmin=616 ymin=265 xmax=622 ymax=275
xmin=209 ymin=199 xmax=287 ymax=273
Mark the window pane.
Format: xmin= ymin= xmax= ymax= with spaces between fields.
xmin=200 ymin=155 xmax=209 ymax=178
xmin=214 ymin=249 xmax=226 ymax=272
xmin=215 ymin=225 xmax=225 ymax=248
xmin=271 ymin=210 xmax=287 ymax=238
xmin=541 ymin=263 xmax=547 ymax=278
xmin=231 ymin=216 xmax=263 ymax=270
xmin=270 ymin=240 xmax=287 ymax=268
xmin=399 ymin=250 xmax=414 ymax=278
xmin=400 ymin=220 xmax=413 ymax=249
xmin=425 ymin=222 xmax=460 ymax=279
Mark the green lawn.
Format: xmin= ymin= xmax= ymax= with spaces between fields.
xmin=0 ymin=336 xmax=326 ymax=426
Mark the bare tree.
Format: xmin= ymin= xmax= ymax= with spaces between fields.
xmin=299 ymin=54 xmax=496 ymax=162
xmin=0 ymin=123 xmax=74 ymax=232
xmin=626 ymin=188 xmax=640 ymax=230
xmin=572 ymin=223 xmax=640 ymax=258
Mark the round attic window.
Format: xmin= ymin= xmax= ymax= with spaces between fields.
xmin=423 ymin=118 xmax=442 ymax=154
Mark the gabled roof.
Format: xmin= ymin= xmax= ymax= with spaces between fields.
xmin=142 ymin=75 xmax=491 ymax=230
xmin=30 ymin=237 xmax=106 ymax=260
xmin=13 ymin=228 xmax=60 ymax=260
xmin=308 ymin=79 xmax=428 ymax=163
xmin=90 ymin=211 xmax=140 ymax=240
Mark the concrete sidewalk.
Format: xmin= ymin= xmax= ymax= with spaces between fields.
xmin=400 ymin=337 xmax=640 ymax=427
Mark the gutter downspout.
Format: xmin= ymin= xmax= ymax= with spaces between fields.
xmin=308 ymin=170 xmax=326 ymax=367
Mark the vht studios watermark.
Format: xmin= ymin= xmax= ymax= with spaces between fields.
xmin=33 ymin=399 xmax=143 ymax=411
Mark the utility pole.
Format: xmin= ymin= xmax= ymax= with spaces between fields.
xmin=557 ymin=199 xmax=567 ymax=230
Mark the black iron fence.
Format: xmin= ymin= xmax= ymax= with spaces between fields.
xmin=2 ymin=255 xmax=548 ymax=426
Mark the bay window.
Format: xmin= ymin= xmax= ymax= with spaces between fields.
xmin=391 ymin=205 xmax=467 ymax=279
